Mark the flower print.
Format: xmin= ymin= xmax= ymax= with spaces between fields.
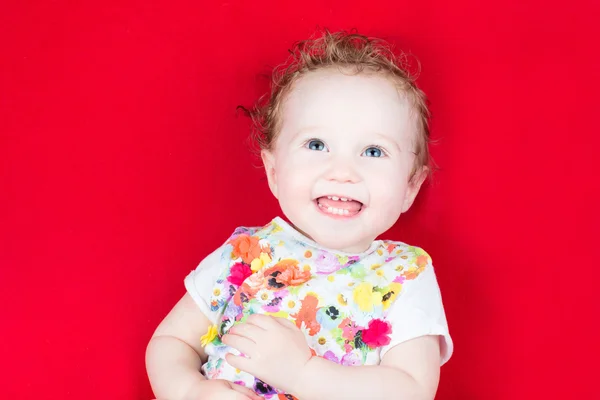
xmin=333 ymin=271 xmax=354 ymax=287
xmin=210 ymin=282 xmax=229 ymax=311
xmin=250 ymin=252 xmax=272 ymax=272
xmin=263 ymin=296 xmax=282 ymax=313
xmin=227 ymin=262 xmax=253 ymax=286
xmin=277 ymin=394 xmax=299 ymax=400
xmin=323 ymin=350 xmax=340 ymax=363
xmin=361 ymin=318 xmax=392 ymax=348
xmin=281 ymin=296 xmax=302 ymax=315
xmin=204 ymin=361 xmax=222 ymax=379
xmin=387 ymin=243 xmax=397 ymax=254
xmin=254 ymin=378 xmax=276 ymax=396
xmin=313 ymin=330 xmax=335 ymax=353
xmin=370 ymin=263 xmax=382 ymax=270
xmin=403 ymin=266 xmax=424 ymax=280
xmin=341 ymin=349 xmax=362 ymax=366
xmin=347 ymin=255 xmax=360 ymax=264
xmin=291 ymin=294 xmax=321 ymax=336
xmin=255 ymin=288 xmax=275 ymax=305
xmin=259 ymin=239 xmax=272 ymax=253
xmin=200 ymin=324 xmax=218 ymax=347
xmin=263 ymin=259 xmax=311 ymax=289
xmin=271 ymin=221 xmax=284 ymax=234
xmin=339 ymin=317 xmax=359 ymax=341
xmin=274 ymin=260 xmax=311 ymax=286
xmin=233 ymin=270 xmax=266 ymax=306
xmin=337 ymin=293 xmax=348 ymax=307
xmin=315 ymin=251 xmax=342 ymax=274
xmin=223 ymin=302 xmax=243 ymax=320
xmin=211 ymin=282 xmax=228 ymax=302
xmin=381 ymin=282 xmax=402 ymax=310
xmin=220 ymin=317 xmax=234 ymax=335
xmin=353 ymin=282 xmax=383 ymax=312
xmin=416 ymin=254 xmax=429 ymax=267
xmin=349 ymin=263 xmax=367 ymax=280
xmin=230 ymin=234 xmax=261 ymax=264
xmin=364 ymin=266 xmax=390 ymax=288
xmin=316 ymin=305 xmax=342 ymax=330
xmin=336 ymin=254 xmax=349 ymax=266
xmin=304 ymin=250 xmax=313 ymax=258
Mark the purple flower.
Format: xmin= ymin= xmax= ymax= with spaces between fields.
xmin=341 ymin=351 xmax=361 ymax=366
xmin=323 ymin=350 xmax=339 ymax=363
xmin=223 ymin=303 xmax=243 ymax=319
xmin=315 ymin=251 xmax=342 ymax=274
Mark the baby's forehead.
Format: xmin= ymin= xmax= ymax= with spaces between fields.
xmin=281 ymin=69 xmax=417 ymax=137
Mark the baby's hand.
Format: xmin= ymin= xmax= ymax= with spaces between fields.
xmin=168 ymin=378 xmax=262 ymax=400
xmin=222 ymin=314 xmax=312 ymax=394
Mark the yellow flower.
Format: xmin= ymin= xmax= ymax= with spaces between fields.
xmin=250 ymin=252 xmax=272 ymax=272
xmin=353 ymin=282 xmax=383 ymax=312
xmin=200 ymin=324 xmax=218 ymax=347
xmin=382 ymin=282 xmax=402 ymax=310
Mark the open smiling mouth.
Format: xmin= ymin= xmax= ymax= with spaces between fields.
xmin=315 ymin=195 xmax=364 ymax=217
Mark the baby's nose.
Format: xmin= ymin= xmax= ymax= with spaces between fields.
xmin=325 ymin=157 xmax=360 ymax=183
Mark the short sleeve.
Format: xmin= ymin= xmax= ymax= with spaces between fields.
xmin=184 ymin=245 xmax=226 ymax=325
xmin=380 ymin=261 xmax=454 ymax=366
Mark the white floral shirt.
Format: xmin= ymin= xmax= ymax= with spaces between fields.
xmin=185 ymin=217 xmax=452 ymax=398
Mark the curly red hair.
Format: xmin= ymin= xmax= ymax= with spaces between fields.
xmin=240 ymin=29 xmax=433 ymax=178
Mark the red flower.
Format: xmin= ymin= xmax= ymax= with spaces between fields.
xmin=227 ymin=263 xmax=252 ymax=286
xmin=361 ymin=319 xmax=392 ymax=348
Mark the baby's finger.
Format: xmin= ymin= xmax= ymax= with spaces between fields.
xmin=273 ymin=316 xmax=297 ymax=330
xmin=222 ymin=333 xmax=257 ymax=358
xmin=230 ymin=382 xmax=262 ymax=400
xmin=229 ymin=321 xmax=265 ymax=340
xmin=226 ymin=353 xmax=254 ymax=375
xmin=245 ymin=313 xmax=279 ymax=330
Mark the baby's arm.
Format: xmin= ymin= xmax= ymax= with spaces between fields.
xmin=295 ymin=335 xmax=441 ymax=400
xmin=146 ymin=293 xmax=210 ymax=399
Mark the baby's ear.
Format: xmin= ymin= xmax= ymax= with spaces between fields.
xmin=401 ymin=166 xmax=429 ymax=213
xmin=261 ymin=149 xmax=278 ymax=199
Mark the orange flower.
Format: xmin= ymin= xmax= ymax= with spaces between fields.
xmin=230 ymin=234 xmax=261 ymax=264
xmin=403 ymin=265 xmax=425 ymax=280
xmin=291 ymin=294 xmax=321 ymax=336
xmin=263 ymin=259 xmax=311 ymax=287
xmin=416 ymin=254 xmax=429 ymax=268
xmin=276 ymin=263 xmax=311 ymax=286
xmin=278 ymin=395 xmax=299 ymax=400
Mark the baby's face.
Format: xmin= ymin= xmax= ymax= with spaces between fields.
xmin=262 ymin=68 xmax=426 ymax=253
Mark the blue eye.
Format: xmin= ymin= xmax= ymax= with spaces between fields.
xmin=363 ymin=146 xmax=384 ymax=157
xmin=306 ymin=139 xmax=327 ymax=152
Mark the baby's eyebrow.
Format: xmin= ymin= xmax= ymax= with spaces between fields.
xmin=289 ymin=126 xmax=326 ymax=140
xmin=371 ymin=132 xmax=404 ymax=152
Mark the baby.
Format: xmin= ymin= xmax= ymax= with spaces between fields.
xmin=146 ymin=30 xmax=453 ymax=400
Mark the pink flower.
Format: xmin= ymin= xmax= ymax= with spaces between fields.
xmin=227 ymin=263 xmax=252 ymax=286
xmin=361 ymin=319 xmax=392 ymax=348
xmin=339 ymin=317 xmax=360 ymax=340
xmin=341 ymin=351 xmax=361 ymax=366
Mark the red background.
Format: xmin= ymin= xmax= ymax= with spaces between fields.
xmin=2 ymin=0 xmax=599 ymax=398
